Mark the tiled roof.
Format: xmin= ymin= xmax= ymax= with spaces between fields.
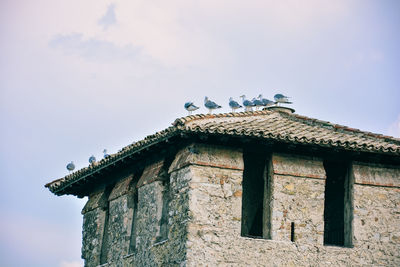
xmin=46 ymin=109 xmax=400 ymax=195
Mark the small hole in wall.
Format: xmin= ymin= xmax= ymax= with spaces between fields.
xmin=290 ymin=222 xmax=295 ymax=242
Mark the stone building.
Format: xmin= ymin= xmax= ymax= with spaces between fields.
xmin=46 ymin=108 xmax=400 ymax=266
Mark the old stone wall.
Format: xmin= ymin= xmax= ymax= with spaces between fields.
xmin=101 ymin=177 xmax=134 ymax=265
xmin=351 ymin=162 xmax=400 ymax=265
xmin=80 ymin=143 xmax=400 ymax=266
xmin=81 ymin=157 xmax=191 ymax=267
xmin=271 ymin=154 xmax=326 ymax=244
xmin=184 ymin=146 xmax=400 ymax=266
xmin=81 ymin=190 xmax=108 ymax=267
xmin=81 ymin=175 xmax=136 ymax=267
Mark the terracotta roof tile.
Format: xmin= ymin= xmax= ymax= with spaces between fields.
xmin=45 ymin=109 xmax=400 ymax=195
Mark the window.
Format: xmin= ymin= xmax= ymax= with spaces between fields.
xmin=99 ymin=185 xmax=114 ymax=264
xmin=155 ymin=156 xmax=174 ymax=243
xmin=323 ymin=160 xmax=353 ymax=247
xmin=128 ymin=190 xmax=138 ymax=253
xmin=156 ymin=179 xmax=170 ymax=242
xmin=241 ymin=150 xmax=272 ymax=239
xmin=128 ymin=170 xmax=143 ymax=253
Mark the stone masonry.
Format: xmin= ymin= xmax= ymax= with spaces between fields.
xmin=80 ymin=143 xmax=400 ymax=266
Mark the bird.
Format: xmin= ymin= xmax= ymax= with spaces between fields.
xmin=103 ymin=149 xmax=110 ymax=159
xmin=229 ymin=97 xmax=242 ymax=112
xmin=240 ymin=95 xmax=255 ymax=111
xmin=89 ymin=155 xmax=96 ymax=165
xmin=66 ymin=161 xmax=75 ymax=173
xmin=252 ymin=97 xmax=264 ymax=110
xmin=258 ymin=94 xmax=275 ymax=107
xmin=184 ymin=101 xmax=199 ymax=115
xmin=188 ymin=146 xmax=200 ymax=154
xmin=204 ymin=96 xmax=222 ymax=114
xmin=274 ymin=93 xmax=292 ymax=105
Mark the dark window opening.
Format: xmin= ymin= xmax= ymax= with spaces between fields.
xmin=99 ymin=185 xmax=114 ymax=264
xmin=128 ymin=170 xmax=143 ymax=254
xmin=128 ymin=190 xmax=138 ymax=253
xmin=323 ymin=160 xmax=353 ymax=247
xmin=241 ymin=150 xmax=272 ymax=239
xmin=156 ymin=180 xmax=170 ymax=242
xmin=290 ymin=222 xmax=295 ymax=242
xmin=155 ymin=155 xmax=174 ymax=243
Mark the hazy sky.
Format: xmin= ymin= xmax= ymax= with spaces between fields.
xmin=1 ymin=1 xmax=399 ymax=266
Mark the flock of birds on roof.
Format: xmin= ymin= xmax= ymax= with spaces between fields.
xmin=66 ymin=93 xmax=291 ymax=172
xmin=66 ymin=149 xmax=110 ymax=172
xmin=185 ymin=94 xmax=292 ymax=115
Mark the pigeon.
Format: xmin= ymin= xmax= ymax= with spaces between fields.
xmin=274 ymin=94 xmax=292 ymax=104
xmin=258 ymin=94 xmax=275 ymax=107
xmin=240 ymin=95 xmax=255 ymax=112
xmin=103 ymin=149 xmax=110 ymax=159
xmin=89 ymin=155 xmax=96 ymax=165
xmin=252 ymin=97 xmax=264 ymax=110
xmin=184 ymin=101 xmax=199 ymax=115
xmin=229 ymin=97 xmax=242 ymax=112
xmin=204 ymin=96 xmax=222 ymax=114
xmin=66 ymin=161 xmax=75 ymax=173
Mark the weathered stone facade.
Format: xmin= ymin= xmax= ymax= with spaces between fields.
xmin=78 ymin=143 xmax=399 ymax=266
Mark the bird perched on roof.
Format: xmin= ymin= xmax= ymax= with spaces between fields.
xmin=204 ymin=96 xmax=222 ymax=114
xmin=252 ymin=97 xmax=264 ymax=111
xmin=258 ymin=94 xmax=275 ymax=107
xmin=89 ymin=155 xmax=96 ymax=165
xmin=66 ymin=161 xmax=75 ymax=173
xmin=229 ymin=97 xmax=242 ymax=112
xmin=240 ymin=95 xmax=255 ymax=112
xmin=274 ymin=94 xmax=292 ymax=104
xmin=103 ymin=149 xmax=110 ymax=159
xmin=184 ymin=101 xmax=199 ymax=115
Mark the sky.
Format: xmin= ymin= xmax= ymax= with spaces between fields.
xmin=1 ymin=1 xmax=399 ymax=266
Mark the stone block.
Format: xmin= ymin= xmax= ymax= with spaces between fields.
xmin=137 ymin=159 xmax=166 ymax=188
xmin=82 ymin=189 xmax=109 ymax=214
xmin=272 ymin=153 xmax=326 ymax=179
xmin=169 ymin=143 xmax=244 ymax=173
xmin=108 ymin=175 xmax=133 ymax=201
xmin=353 ymin=162 xmax=400 ymax=187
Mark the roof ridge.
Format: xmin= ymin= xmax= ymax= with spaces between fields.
xmin=284 ymin=112 xmax=400 ymax=144
xmin=173 ymin=110 xmax=400 ymax=144
xmin=172 ymin=110 xmax=274 ymax=127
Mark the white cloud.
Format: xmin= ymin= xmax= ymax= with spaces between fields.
xmin=49 ymin=33 xmax=142 ymax=62
xmin=36 ymin=0 xmax=353 ymax=68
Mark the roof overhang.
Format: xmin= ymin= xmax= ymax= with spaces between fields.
xmin=45 ymin=111 xmax=400 ymax=197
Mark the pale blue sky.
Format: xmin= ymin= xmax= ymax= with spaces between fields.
xmin=1 ymin=1 xmax=399 ymax=266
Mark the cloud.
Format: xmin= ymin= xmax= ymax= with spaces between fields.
xmin=40 ymin=0 xmax=354 ymax=69
xmin=98 ymin=3 xmax=117 ymax=30
xmin=388 ymin=114 xmax=400 ymax=138
xmin=49 ymin=33 xmax=142 ymax=62
xmin=59 ymin=260 xmax=83 ymax=267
